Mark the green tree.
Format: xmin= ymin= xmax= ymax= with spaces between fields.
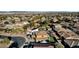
xmin=55 ymin=43 xmax=64 ymax=48
xmin=23 ymin=24 xmax=29 ymax=32
xmin=0 ymin=38 xmax=10 ymax=44
xmin=48 ymin=36 xmax=55 ymax=42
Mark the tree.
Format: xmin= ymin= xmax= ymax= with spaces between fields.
xmin=48 ymin=36 xmax=55 ymax=43
xmin=55 ymin=43 xmax=64 ymax=48
xmin=0 ymin=38 xmax=10 ymax=44
xmin=11 ymin=20 xmax=15 ymax=24
xmin=23 ymin=25 xmax=28 ymax=32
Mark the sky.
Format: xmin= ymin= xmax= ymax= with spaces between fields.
xmin=0 ymin=0 xmax=79 ymax=11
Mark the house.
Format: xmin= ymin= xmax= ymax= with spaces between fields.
xmin=41 ymin=16 xmax=46 ymax=22
xmin=6 ymin=17 xmax=12 ymax=20
xmin=13 ymin=17 xmax=21 ymax=23
xmin=34 ymin=31 xmax=49 ymax=42
xmin=22 ymin=21 xmax=30 ymax=25
xmin=74 ymin=22 xmax=79 ymax=29
xmin=4 ymin=25 xmax=13 ymax=29
xmin=53 ymin=17 xmax=58 ymax=22
xmin=73 ymin=18 xmax=79 ymax=22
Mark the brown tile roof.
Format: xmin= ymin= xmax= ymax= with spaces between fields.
xmin=35 ymin=31 xmax=49 ymax=41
